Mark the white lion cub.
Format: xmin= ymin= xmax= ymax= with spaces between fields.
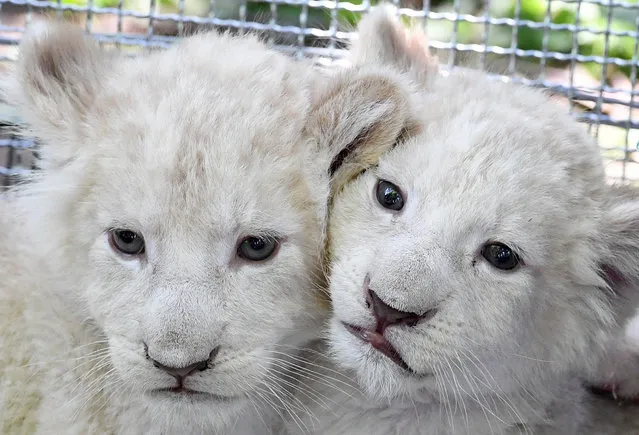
xmin=0 ymin=22 xmax=419 ymax=434
xmin=291 ymin=8 xmax=639 ymax=435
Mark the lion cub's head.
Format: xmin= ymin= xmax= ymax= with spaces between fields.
xmin=327 ymin=8 xmax=639 ymax=406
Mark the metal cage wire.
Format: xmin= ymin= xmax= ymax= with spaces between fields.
xmin=0 ymin=0 xmax=638 ymax=186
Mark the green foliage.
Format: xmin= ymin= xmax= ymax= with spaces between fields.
xmin=491 ymin=0 xmax=639 ymax=79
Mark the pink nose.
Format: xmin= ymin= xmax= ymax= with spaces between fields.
xmin=366 ymin=289 xmax=437 ymax=333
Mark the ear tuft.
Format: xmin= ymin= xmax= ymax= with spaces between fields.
xmin=349 ymin=4 xmax=439 ymax=83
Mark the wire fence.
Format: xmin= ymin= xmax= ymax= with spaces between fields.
xmin=0 ymin=0 xmax=638 ymax=187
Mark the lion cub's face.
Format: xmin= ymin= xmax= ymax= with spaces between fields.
xmin=9 ymin=26 xmax=328 ymax=423
xmin=327 ymin=70 xmax=628 ymax=400
xmin=89 ymin=63 xmax=321 ymax=412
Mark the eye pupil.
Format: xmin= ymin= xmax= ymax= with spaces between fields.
xmin=383 ymin=189 xmax=402 ymax=206
xmin=237 ymin=236 xmax=279 ymax=262
xmin=119 ymin=230 xmax=136 ymax=244
xmin=249 ymin=238 xmax=266 ymax=251
xmin=494 ymin=247 xmax=510 ymax=264
xmin=481 ymin=242 xmax=520 ymax=271
xmin=376 ymin=180 xmax=405 ymax=211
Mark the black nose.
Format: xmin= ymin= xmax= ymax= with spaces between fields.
xmin=366 ymin=289 xmax=436 ymax=333
xmin=148 ymin=347 xmax=220 ymax=381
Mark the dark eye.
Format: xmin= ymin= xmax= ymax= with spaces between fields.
xmin=376 ymin=180 xmax=405 ymax=211
xmin=481 ymin=242 xmax=520 ymax=271
xmin=108 ymin=229 xmax=145 ymax=256
xmin=237 ymin=236 xmax=279 ymax=262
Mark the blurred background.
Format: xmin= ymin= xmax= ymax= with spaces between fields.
xmin=0 ymin=0 xmax=638 ymax=186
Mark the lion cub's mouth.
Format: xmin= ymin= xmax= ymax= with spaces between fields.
xmin=157 ymin=386 xmax=207 ymax=395
xmin=150 ymin=387 xmax=237 ymax=402
xmin=342 ymin=322 xmax=412 ymax=372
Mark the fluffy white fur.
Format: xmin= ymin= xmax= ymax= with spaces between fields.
xmin=0 ymin=23 xmax=420 ymax=434
xmin=591 ymin=313 xmax=639 ymax=397
xmin=288 ymin=7 xmax=639 ymax=435
xmin=586 ymin=185 xmax=639 ymax=400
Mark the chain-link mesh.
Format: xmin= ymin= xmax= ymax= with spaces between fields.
xmin=0 ymin=0 xmax=637 ymax=187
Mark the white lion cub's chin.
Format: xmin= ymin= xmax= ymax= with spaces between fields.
xmin=0 ymin=22 xmax=421 ymax=434
xmin=288 ymin=6 xmax=639 ymax=435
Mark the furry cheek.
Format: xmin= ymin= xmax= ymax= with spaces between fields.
xmin=329 ymin=257 xmax=374 ymax=326
xmin=108 ymin=336 xmax=161 ymax=390
xmin=85 ymin=236 xmax=150 ymax=331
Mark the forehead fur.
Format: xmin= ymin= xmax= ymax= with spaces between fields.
xmin=404 ymin=70 xmax=605 ymax=187
xmin=69 ymin=32 xmax=317 ymax=234
xmin=379 ymin=70 xmax=607 ymax=236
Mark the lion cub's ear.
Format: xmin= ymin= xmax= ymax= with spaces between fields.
xmin=306 ymin=70 xmax=417 ymax=197
xmin=307 ymin=4 xmax=438 ymax=196
xmin=2 ymin=23 xmax=112 ymax=168
xmin=349 ymin=4 xmax=439 ymax=86
xmin=598 ymin=185 xmax=639 ymax=312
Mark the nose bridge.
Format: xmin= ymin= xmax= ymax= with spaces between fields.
xmin=371 ymin=234 xmax=449 ymax=312
xmin=157 ymin=231 xmax=212 ymax=275
xmin=144 ymin=277 xmax=221 ymax=367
